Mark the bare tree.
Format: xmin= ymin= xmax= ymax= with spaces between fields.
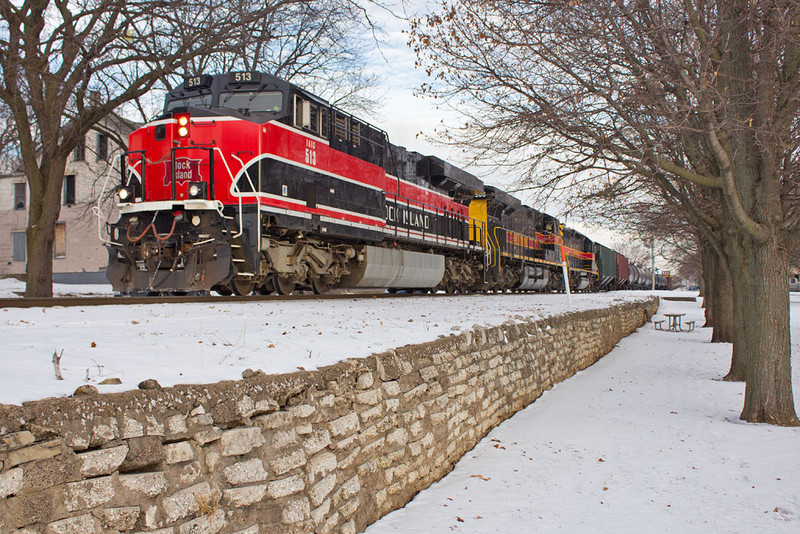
xmin=0 ymin=0 xmax=319 ymax=298
xmin=410 ymin=1 xmax=799 ymax=425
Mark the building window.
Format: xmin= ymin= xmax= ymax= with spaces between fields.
xmin=54 ymin=222 xmax=66 ymax=259
xmin=96 ymin=133 xmax=108 ymax=161
xmin=14 ymin=182 xmax=25 ymax=210
xmin=74 ymin=137 xmax=86 ymax=161
xmin=63 ymin=174 xmax=76 ymax=206
xmin=12 ymin=232 xmax=25 ymax=262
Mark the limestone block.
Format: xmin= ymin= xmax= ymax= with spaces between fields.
xmin=306 ymin=451 xmax=337 ymax=482
xmin=302 ymin=429 xmax=331 ymax=456
xmin=281 ymin=497 xmax=311 ymax=524
xmin=340 ymin=519 xmax=356 ymax=534
xmin=310 ymin=497 xmax=331 ymax=525
xmin=91 ymin=422 xmax=119 ymax=445
xmin=189 ymin=414 xmax=214 ymax=427
xmin=121 ymin=416 xmax=145 ymax=439
xmin=270 ymin=449 xmax=307 ymax=476
xmin=165 ymin=442 xmax=195 ymax=464
xmin=386 ymin=428 xmax=408 ymax=447
xmin=65 ymin=475 xmax=115 ymax=511
xmin=177 ymin=509 xmax=226 ymax=534
xmin=362 ymin=437 xmax=385 ymax=455
xmin=7 ymin=439 xmax=62 ymax=467
xmin=119 ymin=472 xmax=169 ymax=497
xmin=223 ymin=484 xmax=267 ymax=508
xmin=223 ymin=458 xmax=268 ymax=485
xmin=2 ymin=431 xmax=35 ymax=449
xmin=166 ymin=415 xmax=188 ymax=436
xmin=193 ymin=427 xmax=222 ymax=445
xmin=271 ymin=429 xmax=298 ymax=450
xmin=254 ymin=411 xmax=294 ymax=430
xmin=354 ymin=389 xmax=381 ymax=406
xmin=359 ymin=405 xmax=383 ymax=423
xmin=164 ymin=482 xmax=214 ymax=523
xmin=385 ymin=398 xmax=399 ymax=412
xmin=237 ymin=396 xmax=256 ymax=418
xmin=0 ymin=467 xmax=23 ymax=498
xmin=356 ymin=371 xmax=374 ymax=389
xmin=289 ymin=404 xmax=315 ymax=419
xmin=145 ymin=415 xmax=165 ymax=436
xmin=419 ymin=366 xmax=439 ymax=382
xmin=98 ymin=506 xmax=140 ymax=531
xmin=381 ymin=381 xmax=401 ymax=397
xmin=309 ymin=473 xmax=336 ymax=507
xmin=329 ymin=413 xmax=359 ymax=438
xmin=25 ymin=451 xmax=81 ymax=494
xmin=268 ymin=473 xmax=305 ymax=499
xmin=253 ymin=397 xmax=279 ymax=416
xmin=221 ymin=428 xmax=266 ymax=457
xmin=46 ymin=513 xmax=100 ymax=534
xmin=78 ymin=444 xmax=129 ymax=477
xmin=231 ymin=527 xmax=259 ymax=534
xmin=131 ymin=527 xmax=173 ymax=534
xmin=120 ymin=436 xmax=165 ymax=472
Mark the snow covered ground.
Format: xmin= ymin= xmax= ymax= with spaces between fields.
xmin=2 ymin=279 xmax=797 ymax=533
xmin=366 ymin=295 xmax=800 ymax=534
xmin=0 ymin=278 xmax=651 ymax=405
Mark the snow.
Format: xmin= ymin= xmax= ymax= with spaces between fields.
xmin=365 ymin=295 xmax=800 ymax=534
xmin=1 ymin=278 xmax=798 ymax=532
xmin=0 ymin=277 xmax=650 ymax=405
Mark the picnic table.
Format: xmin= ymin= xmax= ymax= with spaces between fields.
xmin=664 ymin=313 xmax=685 ymax=331
xmin=653 ymin=313 xmax=695 ymax=332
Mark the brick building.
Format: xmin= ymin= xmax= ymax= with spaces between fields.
xmin=0 ymin=119 xmax=136 ymax=283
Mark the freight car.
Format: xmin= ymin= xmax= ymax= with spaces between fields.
xmin=100 ymin=72 xmax=660 ymax=295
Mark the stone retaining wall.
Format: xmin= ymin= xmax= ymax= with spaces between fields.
xmin=0 ymin=298 xmax=657 ymax=534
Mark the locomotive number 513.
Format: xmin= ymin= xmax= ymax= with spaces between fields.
xmin=305 ymin=139 xmax=317 ymax=166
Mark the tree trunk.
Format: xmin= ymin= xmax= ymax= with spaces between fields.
xmin=23 ymin=155 xmax=66 ymax=298
xmin=709 ymin=251 xmax=734 ymax=344
xmin=739 ymin=239 xmax=798 ymax=425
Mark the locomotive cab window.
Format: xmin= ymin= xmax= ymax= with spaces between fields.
xmin=166 ymin=94 xmax=212 ymax=111
xmin=219 ymin=91 xmax=283 ymax=114
xmin=293 ymin=95 xmax=326 ymax=138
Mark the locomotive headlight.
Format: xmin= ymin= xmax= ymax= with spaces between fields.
xmin=177 ymin=115 xmax=189 ymax=126
xmin=117 ymin=187 xmax=132 ymax=202
xmin=186 ymin=181 xmax=206 ymax=199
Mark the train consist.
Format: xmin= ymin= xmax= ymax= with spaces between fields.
xmin=102 ymin=72 xmax=669 ymax=295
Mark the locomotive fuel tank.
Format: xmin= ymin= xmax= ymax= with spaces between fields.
xmin=338 ymin=246 xmax=445 ymax=289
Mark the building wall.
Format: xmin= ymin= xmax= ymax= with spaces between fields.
xmin=0 ymin=127 xmax=129 ymax=280
xmin=0 ymin=299 xmax=658 ymax=533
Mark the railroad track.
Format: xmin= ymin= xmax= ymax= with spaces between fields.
xmin=0 ymin=289 xmax=485 ymax=309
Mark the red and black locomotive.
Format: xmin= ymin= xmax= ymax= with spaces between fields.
xmin=103 ymin=71 xmax=661 ymax=295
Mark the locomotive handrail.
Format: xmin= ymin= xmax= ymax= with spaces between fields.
xmin=96 ymin=154 xmax=123 ymax=246
xmin=122 ymin=150 xmax=147 ymax=201
xmin=227 ymin=150 xmax=263 ymax=248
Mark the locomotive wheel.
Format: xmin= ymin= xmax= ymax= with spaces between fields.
xmin=311 ymin=278 xmax=331 ymax=295
xmin=231 ymin=279 xmax=256 ymax=296
xmin=271 ymin=275 xmax=295 ymax=296
xmin=443 ymin=280 xmax=457 ymax=294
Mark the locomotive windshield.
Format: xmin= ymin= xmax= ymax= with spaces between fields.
xmin=219 ymin=91 xmax=283 ymax=114
xmin=166 ymin=94 xmax=212 ymax=111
